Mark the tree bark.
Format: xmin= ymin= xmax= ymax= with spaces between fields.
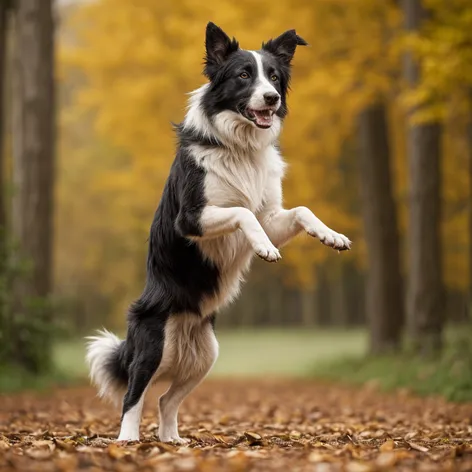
xmin=0 ymin=1 xmax=8 ymax=244
xmin=358 ymin=103 xmax=404 ymax=354
xmin=403 ymin=0 xmax=444 ymax=356
xmin=469 ymin=89 xmax=472 ymax=317
xmin=300 ymin=288 xmax=316 ymax=327
xmin=11 ymin=0 xmax=55 ymax=371
xmin=0 ymin=0 xmax=9 ymax=363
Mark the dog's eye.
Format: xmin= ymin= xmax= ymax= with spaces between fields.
xmin=239 ymin=72 xmax=250 ymax=79
xmin=271 ymin=74 xmax=278 ymax=82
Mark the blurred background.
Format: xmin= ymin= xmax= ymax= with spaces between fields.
xmin=1 ymin=0 xmax=471 ymax=400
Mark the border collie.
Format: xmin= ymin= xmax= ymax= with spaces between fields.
xmin=86 ymin=22 xmax=351 ymax=444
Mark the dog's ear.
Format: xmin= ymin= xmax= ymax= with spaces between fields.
xmin=204 ymin=22 xmax=239 ymax=77
xmin=262 ymin=30 xmax=308 ymax=65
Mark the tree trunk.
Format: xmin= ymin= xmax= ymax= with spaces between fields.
xmin=300 ymin=288 xmax=316 ymax=327
xmin=358 ymin=103 xmax=404 ymax=354
xmin=0 ymin=1 xmax=9 ymax=363
xmin=469 ymin=89 xmax=472 ymax=317
xmin=0 ymin=1 xmax=8 ymax=249
xmin=11 ymin=0 xmax=55 ymax=372
xmin=330 ymin=262 xmax=350 ymax=327
xmin=403 ymin=0 xmax=444 ymax=356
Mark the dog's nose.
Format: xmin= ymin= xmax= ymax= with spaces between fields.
xmin=263 ymin=92 xmax=280 ymax=106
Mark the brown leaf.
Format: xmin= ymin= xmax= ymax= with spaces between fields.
xmin=345 ymin=461 xmax=374 ymax=472
xmin=308 ymin=452 xmax=336 ymax=463
xmin=379 ymin=439 xmax=395 ymax=452
xmin=376 ymin=452 xmax=397 ymax=468
xmin=244 ymin=431 xmax=263 ymax=444
xmin=107 ymin=443 xmax=129 ymax=459
xmin=0 ymin=436 xmax=10 ymax=451
xmin=407 ymin=441 xmax=429 ymax=453
xmin=25 ymin=448 xmax=55 ymax=460
xmin=54 ymin=438 xmax=76 ymax=452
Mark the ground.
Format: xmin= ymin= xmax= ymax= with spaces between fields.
xmin=1 ymin=379 xmax=472 ymax=471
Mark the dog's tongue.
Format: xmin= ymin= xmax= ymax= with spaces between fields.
xmin=253 ymin=110 xmax=273 ymax=128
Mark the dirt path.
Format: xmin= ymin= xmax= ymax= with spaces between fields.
xmin=1 ymin=379 xmax=472 ymax=471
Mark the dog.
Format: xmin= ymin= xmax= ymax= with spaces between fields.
xmin=86 ymin=22 xmax=351 ymax=444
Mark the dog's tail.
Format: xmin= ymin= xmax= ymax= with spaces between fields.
xmin=86 ymin=329 xmax=129 ymax=406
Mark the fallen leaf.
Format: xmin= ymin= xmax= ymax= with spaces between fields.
xmin=107 ymin=443 xmax=129 ymax=459
xmin=376 ymin=452 xmax=397 ymax=468
xmin=407 ymin=441 xmax=429 ymax=453
xmin=244 ymin=431 xmax=263 ymax=444
xmin=379 ymin=439 xmax=395 ymax=452
xmin=345 ymin=461 xmax=374 ymax=472
xmin=308 ymin=452 xmax=336 ymax=463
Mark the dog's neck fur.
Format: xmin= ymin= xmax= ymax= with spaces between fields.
xmin=182 ymin=84 xmax=282 ymax=154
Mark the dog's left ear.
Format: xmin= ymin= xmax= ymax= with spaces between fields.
xmin=204 ymin=22 xmax=239 ymax=77
xmin=262 ymin=30 xmax=308 ymax=65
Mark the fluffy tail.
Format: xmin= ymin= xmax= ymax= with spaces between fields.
xmin=85 ymin=329 xmax=129 ymax=406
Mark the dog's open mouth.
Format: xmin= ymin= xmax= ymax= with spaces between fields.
xmin=245 ymin=108 xmax=275 ymax=129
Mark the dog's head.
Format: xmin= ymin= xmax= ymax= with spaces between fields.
xmin=202 ymin=22 xmax=307 ymax=130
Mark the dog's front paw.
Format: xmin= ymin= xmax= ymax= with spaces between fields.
xmin=308 ymin=227 xmax=351 ymax=251
xmin=254 ymin=243 xmax=282 ymax=262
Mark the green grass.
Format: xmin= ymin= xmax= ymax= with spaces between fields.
xmin=312 ymin=329 xmax=472 ymax=402
xmin=0 ymin=366 xmax=81 ymax=394
xmin=52 ymin=328 xmax=367 ymax=380
xmin=211 ymin=328 xmax=366 ymax=376
xmin=3 ymin=327 xmax=472 ymax=402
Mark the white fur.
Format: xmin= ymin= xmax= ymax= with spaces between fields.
xmin=86 ymin=329 xmax=125 ymax=406
xmin=160 ymin=315 xmax=219 ymax=381
xmin=183 ymin=85 xmax=282 ymax=151
xmin=248 ymin=51 xmax=280 ymax=110
xmin=117 ymin=393 xmax=146 ymax=442
xmin=158 ymin=315 xmax=218 ymax=443
xmin=183 ymin=80 xmax=351 ymax=320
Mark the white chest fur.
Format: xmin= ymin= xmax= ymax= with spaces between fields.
xmin=189 ymin=144 xmax=284 ymax=315
xmin=192 ymin=144 xmax=276 ymax=213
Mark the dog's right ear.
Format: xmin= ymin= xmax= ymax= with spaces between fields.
xmin=204 ymin=22 xmax=239 ymax=78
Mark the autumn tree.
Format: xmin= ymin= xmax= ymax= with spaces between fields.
xmin=11 ymin=0 xmax=56 ymax=372
xmin=0 ymin=0 xmax=11 ymax=257
xmin=403 ymin=0 xmax=445 ymax=356
xmin=404 ymin=0 xmax=472 ymax=315
xmin=0 ymin=0 xmax=10 ymax=362
xmin=59 ymin=0 xmax=470 ymax=336
xmin=358 ymin=104 xmax=404 ymax=353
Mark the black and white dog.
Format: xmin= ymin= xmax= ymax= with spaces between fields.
xmin=86 ymin=22 xmax=351 ymax=444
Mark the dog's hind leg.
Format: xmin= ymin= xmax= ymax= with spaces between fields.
xmin=158 ymin=315 xmax=219 ymax=443
xmin=117 ymin=353 xmax=157 ymax=442
xmin=117 ymin=318 xmax=167 ymax=442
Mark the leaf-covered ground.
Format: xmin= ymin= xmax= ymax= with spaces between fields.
xmin=1 ymin=379 xmax=472 ymax=471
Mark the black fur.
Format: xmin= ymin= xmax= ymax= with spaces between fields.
xmin=202 ymin=23 xmax=307 ymax=123
xmin=262 ymin=30 xmax=308 ymax=66
xmin=115 ymin=146 xmax=220 ymax=415
xmin=204 ymin=22 xmax=240 ymax=79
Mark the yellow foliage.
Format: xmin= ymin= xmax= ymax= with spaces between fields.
xmin=55 ymin=0 xmax=472 ymax=320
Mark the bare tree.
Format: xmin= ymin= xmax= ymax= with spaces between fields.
xmin=358 ymin=103 xmax=404 ymax=353
xmin=403 ymin=0 xmax=444 ymax=355
xmin=11 ymin=0 xmax=55 ymax=371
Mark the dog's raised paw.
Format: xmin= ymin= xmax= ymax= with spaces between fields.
xmin=308 ymin=229 xmax=351 ymax=251
xmin=254 ymin=244 xmax=282 ymax=262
